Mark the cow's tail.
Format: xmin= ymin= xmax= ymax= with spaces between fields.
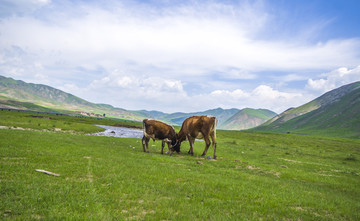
xmin=142 ymin=119 xmax=147 ymax=134
xmin=142 ymin=119 xmax=147 ymax=145
xmin=212 ymin=117 xmax=217 ymax=139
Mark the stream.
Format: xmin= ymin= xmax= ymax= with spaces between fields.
xmin=93 ymin=125 xmax=143 ymax=138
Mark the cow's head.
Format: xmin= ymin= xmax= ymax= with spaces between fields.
xmin=169 ymin=137 xmax=181 ymax=156
xmin=172 ymin=139 xmax=180 ymax=152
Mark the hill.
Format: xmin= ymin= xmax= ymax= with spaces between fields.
xmin=0 ymin=75 xmax=146 ymax=120
xmin=221 ymin=108 xmax=277 ymax=130
xmin=254 ymin=81 xmax=360 ymax=138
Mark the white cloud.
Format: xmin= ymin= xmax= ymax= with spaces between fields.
xmin=1 ymin=0 xmax=359 ymax=80
xmin=209 ymin=85 xmax=305 ymax=113
xmin=73 ymin=72 xmax=305 ymax=113
xmin=218 ymin=68 xmax=257 ymax=80
xmin=0 ymin=1 xmax=359 ymax=113
xmin=80 ymin=71 xmax=188 ymax=111
xmin=275 ymin=74 xmax=308 ymax=83
xmin=211 ymin=89 xmax=249 ymax=99
xmin=306 ymin=65 xmax=360 ymax=93
xmin=117 ymin=76 xmax=133 ymax=88
xmin=253 ymin=85 xmax=295 ymax=100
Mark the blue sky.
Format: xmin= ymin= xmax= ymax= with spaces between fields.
xmin=0 ymin=0 xmax=360 ymax=113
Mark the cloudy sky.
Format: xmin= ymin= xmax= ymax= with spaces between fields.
xmin=1 ymin=0 xmax=360 ymax=113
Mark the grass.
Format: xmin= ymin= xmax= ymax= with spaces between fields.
xmin=0 ymin=109 xmax=142 ymax=134
xmin=1 ymin=111 xmax=360 ymax=220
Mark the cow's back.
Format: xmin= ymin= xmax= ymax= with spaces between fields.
xmin=181 ymin=116 xmax=200 ymax=135
xmin=181 ymin=116 xmax=216 ymax=138
xmin=143 ymin=119 xmax=175 ymax=140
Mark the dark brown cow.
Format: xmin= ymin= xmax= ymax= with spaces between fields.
xmin=172 ymin=116 xmax=217 ymax=159
xmin=142 ymin=119 xmax=178 ymax=154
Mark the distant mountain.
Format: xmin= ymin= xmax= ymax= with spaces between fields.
xmin=254 ymin=81 xmax=360 ymax=138
xmin=157 ymin=108 xmax=240 ymax=126
xmin=0 ymin=75 xmax=146 ymax=120
xmin=221 ymin=108 xmax=277 ymax=130
xmin=138 ymin=107 xmax=276 ymax=130
xmin=137 ymin=110 xmax=168 ymax=119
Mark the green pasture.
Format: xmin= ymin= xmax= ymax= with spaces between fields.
xmin=1 ymin=111 xmax=360 ymax=220
xmin=0 ymin=109 xmax=142 ymax=133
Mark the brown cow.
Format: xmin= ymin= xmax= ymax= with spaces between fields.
xmin=142 ymin=119 xmax=179 ymax=154
xmin=172 ymin=116 xmax=217 ymax=159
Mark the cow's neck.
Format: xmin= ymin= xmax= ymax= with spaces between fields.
xmin=177 ymin=130 xmax=187 ymax=142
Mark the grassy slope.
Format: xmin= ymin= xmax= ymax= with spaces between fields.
xmin=1 ymin=111 xmax=360 ymax=219
xmin=0 ymin=98 xmax=75 ymax=113
xmin=256 ymin=82 xmax=360 ymax=138
xmin=0 ymin=75 xmax=90 ymax=107
xmin=260 ymin=100 xmax=320 ymax=127
xmin=255 ymin=85 xmax=360 ymax=138
xmin=0 ymin=75 xmax=146 ymax=121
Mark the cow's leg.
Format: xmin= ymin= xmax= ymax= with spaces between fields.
xmin=161 ymin=140 xmax=165 ymax=154
xmin=201 ymin=134 xmax=211 ymax=157
xmin=210 ymin=132 xmax=217 ymax=159
xmin=166 ymin=142 xmax=171 ymax=154
xmin=188 ymin=137 xmax=195 ymax=156
xmin=142 ymin=135 xmax=146 ymax=152
xmin=144 ymin=137 xmax=150 ymax=153
xmin=213 ymin=142 xmax=217 ymax=159
xmin=187 ymin=136 xmax=191 ymax=154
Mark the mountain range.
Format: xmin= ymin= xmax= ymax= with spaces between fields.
xmin=0 ymin=75 xmax=276 ymax=130
xmin=254 ymin=81 xmax=360 ymax=138
xmin=1 ymin=75 xmax=359 ymax=137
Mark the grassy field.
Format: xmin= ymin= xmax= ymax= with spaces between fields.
xmin=0 ymin=109 xmax=142 ymax=134
xmin=1 ymin=111 xmax=360 ymax=220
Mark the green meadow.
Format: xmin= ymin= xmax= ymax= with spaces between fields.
xmin=0 ymin=110 xmax=142 ymax=133
xmin=1 ymin=110 xmax=360 ymax=220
